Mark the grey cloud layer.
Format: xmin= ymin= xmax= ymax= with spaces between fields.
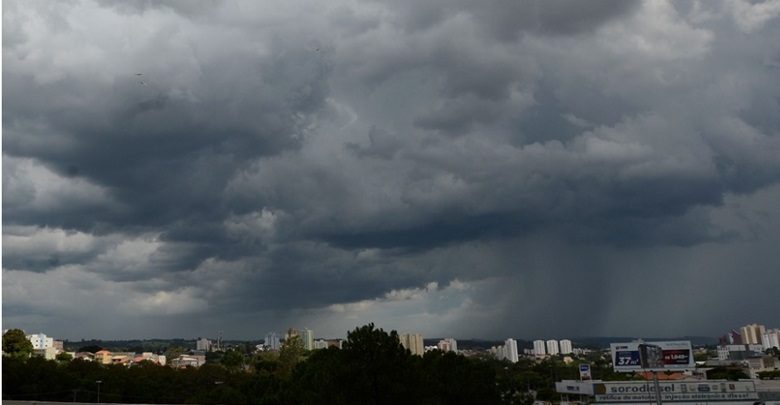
xmin=3 ymin=0 xmax=780 ymax=339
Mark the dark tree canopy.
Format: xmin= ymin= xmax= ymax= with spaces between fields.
xmin=3 ymin=329 xmax=33 ymax=358
xmin=1 ymin=324 xmax=626 ymax=405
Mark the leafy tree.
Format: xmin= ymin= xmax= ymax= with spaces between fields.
xmin=253 ymin=351 xmax=280 ymax=375
xmin=56 ymin=352 xmax=74 ymax=362
xmin=707 ymin=366 xmax=749 ymax=380
xmin=3 ymin=329 xmax=33 ymax=358
xmin=758 ymin=370 xmax=780 ymax=379
xmin=419 ymin=350 xmax=501 ymax=405
xmin=221 ymin=349 xmax=245 ymax=371
xmin=205 ymin=350 xmax=224 ymax=364
xmin=278 ymin=335 xmax=304 ymax=377
xmin=291 ymin=323 xmax=421 ymax=405
xmin=164 ymin=346 xmax=185 ymax=363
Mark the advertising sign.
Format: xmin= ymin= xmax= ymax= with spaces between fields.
xmin=555 ymin=381 xmax=595 ymax=396
xmin=610 ymin=341 xmax=694 ymax=372
xmin=579 ymin=364 xmax=592 ymax=380
xmin=593 ymin=381 xmax=758 ymax=403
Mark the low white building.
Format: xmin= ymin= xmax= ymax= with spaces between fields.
xmin=718 ymin=344 xmax=766 ymax=360
xmin=27 ymin=333 xmax=54 ymax=350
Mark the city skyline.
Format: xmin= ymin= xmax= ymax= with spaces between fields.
xmin=4 ymin=0 xmax=780 ymax=340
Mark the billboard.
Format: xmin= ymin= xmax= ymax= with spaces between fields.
xmin=555 ymin=381 xmax=595 ymax=396
xmin=593 ymin=381 xmax=758 ymax=403
xmin=579 ymin=364 xmax=592 ymax=380
xmin=610 ymin=341 xmax=694 ymax=372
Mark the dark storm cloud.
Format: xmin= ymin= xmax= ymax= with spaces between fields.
xmin=3 ymin=8 xmax=330 ymax=235
xmin=4 ymin=0 xmax=780 ymax=339
xmin=96 ymin=0 xmax=221 ymax=17
xmin=374 ymin=0 xmax=641 ymax=39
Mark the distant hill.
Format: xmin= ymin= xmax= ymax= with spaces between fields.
xmin=570 ymin=336 xmax=717 ymax=349
xmin=63 ymin=336 xmax=718 ymax=352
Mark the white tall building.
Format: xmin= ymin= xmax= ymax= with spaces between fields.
xmin=559 ymin=339 xmax=573 ymax=355
xmin=505 ymin=338 xmax=519 ymax=363
xmin=196 ymin=338 xmax=212 ymax=351
xmin=27 ymin=333 xmax=54 ymax=350
xmin=534 ymin=340 xmax=546 ymax=356
xmin=546 ymin=339 xmax=560 ymax=355
xmin=437 ymin=338 xmax=458 ymax=353
xmin=264 ymin=332 xmax=281 ymax=350
xmin=762 ymin=329 xmax=780 ymax=350
xmin=741 ymin=324 xmax=766 ymax=345
xmin=491 ymin=345 xmax=506 ymax=361
xmin=300 ymin=328 xmax=314 ymax=351
xmin=400 ymin=333 xmax=424 ymax=356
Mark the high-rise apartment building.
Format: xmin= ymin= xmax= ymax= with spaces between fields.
xmin=265 ymin=332 xmax=281 ymax=350
xmin=505 ymin=338 xmax=519 ymax=363
xmin=400 ymin=333 xmax=424 ymax=356
xmin=437 ymin=338 xmax=458 ymax=353
xmin=728 ymin=329 xmax=742 ymax=344
xmin=546 ymin=339 xmax=560 ymax=355
xmin=741 ymin=324 xmax=767 ymax=345
xmin=762 ymin=329 xmax=780 ymax=350
xmin=559 ymin=339 xmax=573 ymax=355
xmin=196 ymin=337 xmax=212 ymax=351
xmin=490 ymin=345 xmax=506 ymax=361
xmin=534 ymin=340 xmax=546 ymax=356
xmin=300 ymin=328 xmax=314 ymax=351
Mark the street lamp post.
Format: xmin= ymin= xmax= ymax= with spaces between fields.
xmin=96 ymin=380 xmax=102 ymax=403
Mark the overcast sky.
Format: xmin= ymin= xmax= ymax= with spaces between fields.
xmin=3 ymin=0 xmax=780 ymax=341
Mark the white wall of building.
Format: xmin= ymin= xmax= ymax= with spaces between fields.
xmin=534 ymin=340 xmax=546 ymax=356
xmin=560 ymin=339 xmax=573 ymax=354
xmin=27 ymin=333 xmax=54 ymax=350
xmin=762 ymin=329 xmax=780 ymax=350
xmin=546 ymin=339 xmax=560 ymax=355
xmin=505 ymin=338 xmax=519 ymax=363
xmin=741 ymin=324 xmax=766 ymax=345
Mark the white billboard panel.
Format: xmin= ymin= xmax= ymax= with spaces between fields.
xmin=610 ymin=341 xmax=694 ymax=372
xmin=593 ymin=381 xmax=758 ymax=403
xmin=555 ymin=381 xmax=595 ymax=396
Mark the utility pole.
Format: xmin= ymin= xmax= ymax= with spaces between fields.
xmin=652 ymin=371 xmax=662 ymax=405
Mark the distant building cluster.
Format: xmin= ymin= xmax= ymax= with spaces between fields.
xmin=490 ymin=338 xmax=519 ymax=363
xmin=713 ymin=323 xmax=780 ymax=378
xmin=437 ymin=338 xmax=458 ymax=353
xmin=523 ymin=338 xmax=575 ymax=357
xmin=720 ymin=323 xmax=780 ymax=350
xmin=264 ymin=332 xmax=281 ymax=350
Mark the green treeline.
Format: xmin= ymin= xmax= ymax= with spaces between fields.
xmin=2 ymin=324 xmax=624 ymax=405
